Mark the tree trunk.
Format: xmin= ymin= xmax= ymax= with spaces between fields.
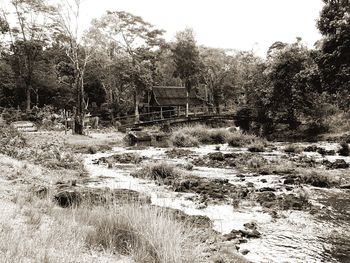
xmin=26 ymin=86 xmax=31 ymax=112
xmin=134 ymin=91 xmax=140 ymax=123
xmin=186 ymin=91 xmax=189 ymax=118
xmin=73 ymin=72 xmax=84 ymax=135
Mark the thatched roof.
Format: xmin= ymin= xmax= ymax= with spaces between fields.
xmin=149 ymin=86 xmax=206 ymax=106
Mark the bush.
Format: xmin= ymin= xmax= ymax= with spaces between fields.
xmin=132 ymin=162 xmax=183 ymax=181
xmin=170 ymin=130 xmax=200 ymax=147
xmin=226 ymin=130 xmax=265 ymax=148
xmin=338 ymin=142 xmax=350 ymax=156
xmin=247 ymin=142 xmax=265 ymax=152
xmin=284 ymin=144 xmax=302 ymax=154
xmin=298 ymin=170 xmax=337 ymax=188
xmin=0 ymin=126 xmax=27 ymax=158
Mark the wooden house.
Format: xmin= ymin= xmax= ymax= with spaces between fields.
xmin=144 ymin=86 xmax=209 ymax=119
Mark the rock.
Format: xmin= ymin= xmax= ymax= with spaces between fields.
xmin=54 ymin=186 xmax=151 ymax=208
xmin=304 ymin=145 xmax=318 ymax=152
xmin=54 ymin=190 xmax=82 ymax=207
xmin=240 ymin=249 xmax=250 ymax=255
xmin=98 ymin=153 xmax=144 ymax=165
xmin=327 ymin=159 xmax=349 ymax=169
xmin=223 ymin=230 xmax=242 ymax=241
xmin=208 ymin=152 xmax=225 ymax=161
xmin=261 ymin=179 xmax=267 ymax=183
xmin=246 ymin=182 xmax=254 ymax=188
xmin=256 ymin=191 xmax=276 ymax=205
xmin=340 ymin=184 xmax=350 ymax=189
xmin=243 ymin=222 xmax=257 ymax=230
xmin=284 ymin=176 xmax=296 ymax=185
xmin=258 ymin=187 xmax=276 ymax=192
xmin=240 ymin=229 xmax=261 ymax=238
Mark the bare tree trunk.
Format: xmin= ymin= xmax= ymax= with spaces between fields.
xmin=134 ymin=91 xmax=140 ymax=123
xmin=186 ymin=91 xmax=189 ymax=118
xmin=26 ymin=86 xmax=31 ymax=112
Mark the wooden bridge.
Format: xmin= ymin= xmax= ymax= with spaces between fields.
xmin=114 ymin=106 xmax=253 ymax=129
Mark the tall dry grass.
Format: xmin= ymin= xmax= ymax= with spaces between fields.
xmin=170 ymin=124 xmax=266 ymax=148
xmin=77 ymin=204 xmax=202 ymax=263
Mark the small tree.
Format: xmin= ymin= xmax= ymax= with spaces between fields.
xmin=171 ymin=28 xmax=201 ymax=117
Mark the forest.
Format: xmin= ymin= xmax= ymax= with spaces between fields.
xmin=0 ymin=0 xmax=349 ymax=136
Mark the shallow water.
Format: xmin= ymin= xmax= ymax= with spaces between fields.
xmin=84 ymin=142 xmax=350 ymax=263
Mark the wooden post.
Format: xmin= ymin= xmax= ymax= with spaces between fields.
xmin=160 ymin=107 xmax=163 ymax=119
xmin=177 ymin=106 xmax=180 ymax=117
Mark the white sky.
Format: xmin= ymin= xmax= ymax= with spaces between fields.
xmin=79 ymin=0 xmax=324 ymax=57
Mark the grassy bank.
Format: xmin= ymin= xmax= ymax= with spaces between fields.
xmin=0 ymin=127 xmax=247 ymax=263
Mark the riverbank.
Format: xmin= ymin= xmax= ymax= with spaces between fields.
xmin=0 ymin=128 xmax=248 ymax=263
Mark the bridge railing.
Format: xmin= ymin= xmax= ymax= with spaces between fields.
xmin=115 ymin=105 xmax=238 ymax=127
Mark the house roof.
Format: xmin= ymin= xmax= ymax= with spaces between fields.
xmin=150 ymin=86 xmax=206 ymax=106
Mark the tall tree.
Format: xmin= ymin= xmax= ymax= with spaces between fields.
xmin=0 ymin=0 xmax=55 ymax=111
xmin=55 ymin=0 xmax=93 ymax=134
xmin=86 ymin=11 xmax=164 ymax=123
xmin=199 ymin=47 xmax=238 ymax=114
xmin=265 ymin=39 xmax=321 ymax=128
xmin=171 ymin=28 xmax=201 ymax=117
xmin=317 ymin=0 xmax=350 ymax=108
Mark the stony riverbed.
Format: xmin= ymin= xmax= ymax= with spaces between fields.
xmin=84 ymin=142 xmax=350 ymax=263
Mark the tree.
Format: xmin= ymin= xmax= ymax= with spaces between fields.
xmin=199 ymin=47 xmax=239 ymax=114
xmin=317 ymin=0 xmax=350 ymax=108
xmin=0 ymin=0 xmax=55 ymax=111
xmin=55 ymin=0 xmax=93 ymax=134
xmin=86 ymin=11 xmax=164 ymax=123
xmin=171 ymin=28 xmax=201 ymax=117
xmin=265 ymin=40 xmax=321 ymax=128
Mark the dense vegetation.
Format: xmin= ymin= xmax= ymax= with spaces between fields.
xmin=0 ymin=0 xmax=349 ymax=136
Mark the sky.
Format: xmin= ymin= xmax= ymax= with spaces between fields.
xmin=78 ymin=0 xmax=325 ymax=57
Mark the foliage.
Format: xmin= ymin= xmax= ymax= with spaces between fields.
xmin=317 ymin=0 xmax=350 ymax=108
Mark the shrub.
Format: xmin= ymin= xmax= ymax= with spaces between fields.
xmin=132 ymin=162 xmax=183 ymax=181
xmin=284 ymin=144 xmax=302 ymax=154
xmin=170 ymin=130 xmax=200 ymax=147
xmin=170 ymin=125 xmax=233 ymax=146
xmin=227 ymin=130 xmax=265 ymax=148
xmin=298 ymin=169 xmax=337 ymax=188
xmin=0 ymin=126 xmax=27 ymax=158
xmin=338 ymin=142 xmax=350 ymax=156
xmin=247 ymin=142 xmax=265 ymax=152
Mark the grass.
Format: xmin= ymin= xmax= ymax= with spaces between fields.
xmin=247 ymin=141 xmax=266 ymax=152
xmin=226 ymin=131 xmax=266 ymax=148
xmin=1 ymin=176 xmax=204 ymax=263
xmin=170 ymin=124 xmax=267 ymax=148
xmin=132 ymin=162 xmax=183 ymax=182
xmin=77 ymin=204 xmax=202 ymax=263
xmin=297 ymin=168 xmax=339 ymax=188
xmin=283 ymin=144 xmax=303 ymax=154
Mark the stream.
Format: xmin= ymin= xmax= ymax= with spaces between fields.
xmin=84 ymin=142 xmax=350 ymax=263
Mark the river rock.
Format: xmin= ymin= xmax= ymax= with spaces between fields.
xmin=325 ymin=159 xmax=349 ymax=169
xmin=340 ymin=184 xmax=350 ymax=189
xmin=258 ymin=187 xmax=276 ymax=192
xmin=208 ymin=152 xmax=225 ymax=161
xmin=98 ymin=153 xmax=145 ymax=165
xmin=54 ymin=186 xmax=151 ymax=207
